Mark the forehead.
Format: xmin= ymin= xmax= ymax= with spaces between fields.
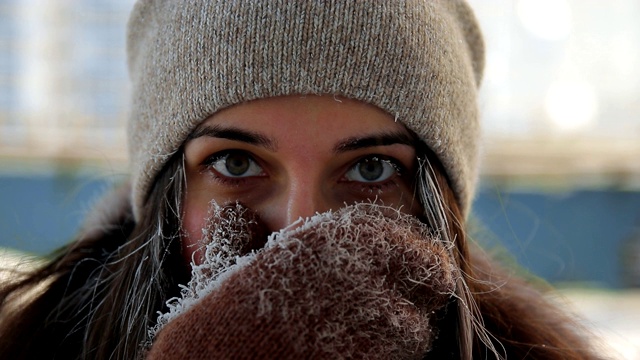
xmin=198 ymin=95 xmax=409 ymax=140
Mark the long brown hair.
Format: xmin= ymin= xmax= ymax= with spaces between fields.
xmin=0 ymin=155 xmax=188 ymax=359
xmin=415 ymin=144 xmax=600 ymax=359
xmin=0 ymin=148 xmax=599 ymax=359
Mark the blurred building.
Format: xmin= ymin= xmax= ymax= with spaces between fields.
xmin=0 ymin=0 xmax=131 ymax=165
xmin=469 ymin=0 xmax=640 ymax=189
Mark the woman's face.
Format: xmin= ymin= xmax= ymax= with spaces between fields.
xmin=182 ymin=95 xmax=420 ymax=260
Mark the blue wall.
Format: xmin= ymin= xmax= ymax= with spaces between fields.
xmin=0 ymin=173 xmax=119 ymax=254
xmin=2 ymin=173 xmax=639 ymax=288
xmin=473 ymin=188 xmax=640 ymax=288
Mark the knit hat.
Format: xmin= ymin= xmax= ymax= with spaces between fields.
xmin=126 ymin=0 xmax=485 ymax=220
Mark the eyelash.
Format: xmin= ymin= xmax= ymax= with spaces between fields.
xmin=342 ymin=155 xmax=407 ymax=193
xmin=201 ymin=150 xmax=262 ymax=186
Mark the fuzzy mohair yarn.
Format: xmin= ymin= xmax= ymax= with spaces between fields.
xmin=146 ymin=203 xmax=458 ymax=359
xmin=126 ymin=0 xmax=485 ymax=220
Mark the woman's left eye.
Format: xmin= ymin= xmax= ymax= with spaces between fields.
xmin=344 ymin=156 xmax=400 ymax=183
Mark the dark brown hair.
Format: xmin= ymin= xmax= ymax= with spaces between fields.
xmin=0 ymin=149 xmax=600 ymax=359
xmin=417 ymin=148 xmax=600 ymax=359
xmin=0 ymin=156 xmax=188 ymax=359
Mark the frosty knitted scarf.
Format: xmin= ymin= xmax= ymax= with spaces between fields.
xmin=145 ymin=203 xmax=458 ymax=359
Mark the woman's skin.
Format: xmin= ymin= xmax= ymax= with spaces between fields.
xmin=182 ymin=95 xmax=421 ymax=262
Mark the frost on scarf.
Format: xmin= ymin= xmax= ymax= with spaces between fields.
xmin=147 ymin=202 xmax=458 ymax=358
xmin=148 ymin=201 xmax=267 ymax=341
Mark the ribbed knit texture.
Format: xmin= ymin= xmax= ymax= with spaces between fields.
xmin=126 ymin=0 xmax=485 ymax=219
xmin=146 ymin=203 xmax=457 ymax=359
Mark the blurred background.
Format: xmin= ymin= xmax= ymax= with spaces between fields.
xmin=0 ymin=0 xmax=639 ymax=357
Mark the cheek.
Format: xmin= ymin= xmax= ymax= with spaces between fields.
xmin=403 ymin=194 xmax=423 ymax=218
xmin=181 ymin=200 xmax=209 ymax=265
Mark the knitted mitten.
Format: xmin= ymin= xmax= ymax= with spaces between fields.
xmin=146 ymin=203 xmax=457 ymax=359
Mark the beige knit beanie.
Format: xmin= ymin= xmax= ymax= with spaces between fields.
xmin=126 ymin=0 xmax=484 ymax=220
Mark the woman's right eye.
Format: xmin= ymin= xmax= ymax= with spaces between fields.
xmin=204 ymin=150 xmax=264 ymax=178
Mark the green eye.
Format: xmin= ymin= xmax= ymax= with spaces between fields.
xmin=345 ymin=156 xmax=398 ymax=183
xmin=208 ymin=151 xmax=263 ymax=178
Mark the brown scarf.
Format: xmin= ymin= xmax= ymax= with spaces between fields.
xmin=146 ymin=203 xmax=457 ymax=359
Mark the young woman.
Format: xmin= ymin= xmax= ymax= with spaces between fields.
xmin=0 ymin=1 xmax=600 ymax=359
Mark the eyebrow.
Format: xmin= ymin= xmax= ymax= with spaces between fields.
xmin=187 ymin=124 xmax=277 ymax=151
xmin=188 ymin=125 xmax=414 ymax=153
xmin=334 ymin=131 xmax=416 ymax=153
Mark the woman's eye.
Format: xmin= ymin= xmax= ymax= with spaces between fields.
xmin=206 ymin=151 xmax=263 ymax=178
xmin=345 ymin=156 xmax=399 ymax=183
